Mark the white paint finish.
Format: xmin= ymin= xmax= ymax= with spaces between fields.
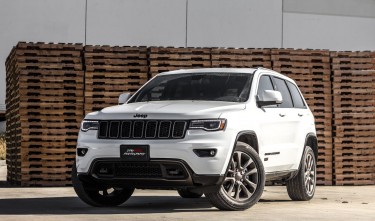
xmin=283 ymin=12 xmax=375 ymax=51
xmin=0 ymin=0 xmax=86 ymax=106
xmin=187 ymin=0 xmax=282 ymax=48
xmin=86 ymin=0 xmax=186 ymax=47
xmin=284 ymin=0 xmax=375 ymax=18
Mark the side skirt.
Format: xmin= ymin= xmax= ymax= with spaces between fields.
xmin=265 ymin=170 xmax=298 ymax=182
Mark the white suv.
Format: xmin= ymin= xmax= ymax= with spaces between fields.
xmin=72 ymin=68 xmax=318 ymax=210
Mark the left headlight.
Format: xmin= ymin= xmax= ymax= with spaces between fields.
xmin=81 ymin=120 xmax=99 ymax=132
xmin=189 ymin=119 xmax=226 ymax=131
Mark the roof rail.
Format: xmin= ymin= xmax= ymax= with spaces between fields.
xmin=256 ymin=67 xmax=275 ymax=72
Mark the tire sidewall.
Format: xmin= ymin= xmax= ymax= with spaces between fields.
xmin=299 ymin=146 xmax=316 ymax=199
xmin=218 ymin=141 xmax=265 ymax=209
xmin=72 ymin=161 xmax=134 ymax=207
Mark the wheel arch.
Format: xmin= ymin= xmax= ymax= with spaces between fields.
xmin=236 ymin=130 xmax=259 ymax=153
xmin=305 ymin=133 xmax=318 ymax=161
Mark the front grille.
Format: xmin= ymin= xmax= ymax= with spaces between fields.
xmin=93 ymin=162 xmax=163 ymax=178
xmin=98 ymin=120 xmax=188 ymax=139
xmin=92 ymin=161 xmax=189 ymax=179
xmin=115 ymin=162 xmax=163 ymax=178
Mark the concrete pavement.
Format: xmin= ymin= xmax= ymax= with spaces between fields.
xmin=0 ymin=185 xmax=374 ymax=221
xmin=0 ymin=161 xmax=374 ymax=220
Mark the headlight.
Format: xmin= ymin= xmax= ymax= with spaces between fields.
xmin=81 ymin=120 xmax=99 ymax=132
xmin=189 ymin=119 xmax=226 ymax=131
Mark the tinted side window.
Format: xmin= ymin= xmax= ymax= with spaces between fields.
xmin=286 ymin=81 xmax=306 ymax=108
xmin=273 ymin=77 xmax=293 ymax=108
xmin=257 ymin=75 xmax=274 ymax=100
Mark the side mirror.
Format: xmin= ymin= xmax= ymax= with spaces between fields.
xmin=257 ymin=90 xmax=283 ymax=107
xmin=118 ymin=93 xmax=131 ymax=105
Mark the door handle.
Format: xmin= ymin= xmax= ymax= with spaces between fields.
xmin=298 ymin=113 xmax=303 ymax=117
xmin=279 ymin=113 xmax=286 ymax=117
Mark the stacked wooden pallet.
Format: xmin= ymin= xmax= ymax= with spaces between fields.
xmin=149 ymin=47 xmax=211 ymax=78
xmin=84 ymin=45 xmax=148 ymax=114
xmin=271 ymin=49 xmax=333 ymax=185
xmin=331 ymin=51 xmax=375 ymax=185
xmin=211 ymin=48 xmax=271 ymax=69
xmin=5 ymin=42 xmax=84 ymax=186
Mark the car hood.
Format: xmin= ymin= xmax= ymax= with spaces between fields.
xmin=85 ymin=101 xmax=246 ymax=120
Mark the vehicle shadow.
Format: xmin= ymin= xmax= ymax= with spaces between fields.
xmin=0 ymin=196 xmax=213 ymax=214
xmin=0 ymin=195 xmax=292 ymax=215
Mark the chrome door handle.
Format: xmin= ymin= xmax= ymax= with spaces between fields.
xmin=279 ymin=113 xmax=286 ymax=117
xmin=298 ymin=113 xmax=303 ymax=117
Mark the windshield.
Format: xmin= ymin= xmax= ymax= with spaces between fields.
xmin=128 ymin=72 xmax=253 ymax=103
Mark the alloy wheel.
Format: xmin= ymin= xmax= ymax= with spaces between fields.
xmin=304 ymin=152 xmax=316 ymax=196
xmin=222 ymin=151 xmax=259 ymax=201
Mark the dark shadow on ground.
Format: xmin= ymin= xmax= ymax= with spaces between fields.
xmin=0 ymin=196 xmax=214 ymax=214
xmin=0 ymin=195 xmax=292 ymax=215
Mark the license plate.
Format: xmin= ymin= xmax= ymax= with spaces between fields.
xmin=120 ymin=145 xmax=149 ymax=161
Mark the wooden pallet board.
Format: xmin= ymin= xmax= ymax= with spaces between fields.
xmin=271 ymin=49 xmax=330 ymax=56
xmin=212 ymin=60 xmax=271 ymax=68
xmin=17 ymin=42 xmax=83 ymax=50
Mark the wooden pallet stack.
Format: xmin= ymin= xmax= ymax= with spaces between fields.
xmin=5 ymin=42 xmax=84 ymax=186
xmin=84 ymin=46 xmax=148 ymax=114
xmin=271 ymin=49 xmax=333 ymax=185
xmin=211 ymin=48 xmax=271 ymax=69
xmin=5 ymin=47 xmax=21 ymax=184
xmin=331 ymin=51 xmax=375 ymax=185
xmin=149 ymin=47 xmax=211 ymax=78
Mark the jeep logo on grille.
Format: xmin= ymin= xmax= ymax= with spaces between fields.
xmin=133 ymin=113 xmax=148 ymax=118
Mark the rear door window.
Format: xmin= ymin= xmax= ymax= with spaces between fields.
xmin=286 ymin=81 xmax=306 ymax=109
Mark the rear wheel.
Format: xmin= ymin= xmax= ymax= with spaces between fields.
xmin=286 ymin=146 xmax=316 ymax=201
xmin=72 ymin=161 xmax=134 ymax=207
xmin=177 ymin=189 xmax=203 ymax=198
xmin=206 ymin=141 xmax=265 ymax=211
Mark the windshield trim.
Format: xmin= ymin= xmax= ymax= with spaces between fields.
xmin=127 ymin=72 xmax=254 ymax=104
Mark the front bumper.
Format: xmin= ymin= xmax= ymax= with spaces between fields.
xmin=77 ymin=158 xmax=224 ymax=192
xmin=76 ymin=128 xmax=237 ymax=175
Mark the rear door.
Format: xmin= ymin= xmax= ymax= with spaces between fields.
xmin=285 ymin=81 xmax=311 ymax=167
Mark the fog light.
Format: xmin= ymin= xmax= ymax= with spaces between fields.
xmin=77 ymin=148 xmax=88 ymax=157
xmin=95 ymin=163 xmax=114 ymax=177
xmin=193 ymin=149 xmax=217 ymax=157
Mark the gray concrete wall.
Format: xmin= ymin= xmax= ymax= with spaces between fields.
xmin=187 ymin=0 xmax=282 ymax=47
xmin=86 ymin=0 xmax=187 ymax=47
xmin=283 ymin=0 xmax=375 ymax=50
xmin=1 ymin=0 xmax=375 ymax=107
xmin=0 ymin=0 xmax=86 ymax=109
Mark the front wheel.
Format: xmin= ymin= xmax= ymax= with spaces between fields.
xmin=72 ymin=161 xmax=134 ymax=207
xmin=205 ymin=141 xmax=265 ymax=211
xmin=286 ymin=146 xmax=316 ymax=201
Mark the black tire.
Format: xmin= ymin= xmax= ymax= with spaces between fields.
xmin=205 ymin=141 xmax=265 ymax=211
xmin=286 ymin=146 xmax=316 ymax=201
xmin=177 ymin=189 xmax=203 ymax=198
xmin=72 ymin=161 xmax=134 ymax=207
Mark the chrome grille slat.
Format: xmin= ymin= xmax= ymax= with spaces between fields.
xmin=145 ymin=121 xmax=158 ymax=138
xmin=109 ymin=121 xmax=120 ymax=138
xmin=98 ymin=120 xmax=188 ymax=139
xmin=133 ymin=121 xmax=144 ymax=138
xmin=159 ymin=121 xmax=171 ymax=138
xmin=120 ymin=121 xmax=131 ymax=138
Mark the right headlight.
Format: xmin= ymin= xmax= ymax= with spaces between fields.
xmin=189 ymin=119 xmax=226 ymax=131
xmin=81 ymin=120 xmax=99 ymax=132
